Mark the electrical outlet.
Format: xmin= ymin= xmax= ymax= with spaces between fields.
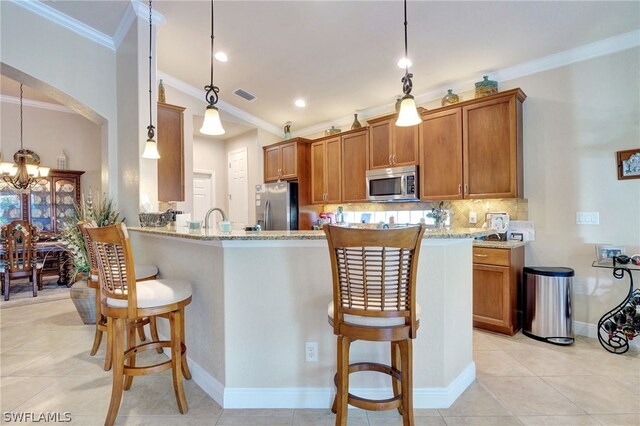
xmin=469 ymin=211 xmax=477 ymax=224
xmin=576 ymin=212 xmax=599 ymax=225
xmin=305 ymin=342 xmax=318 ymax=362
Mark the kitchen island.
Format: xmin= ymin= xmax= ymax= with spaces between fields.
xmin=128 ymin=226 xmax=489 ymax=409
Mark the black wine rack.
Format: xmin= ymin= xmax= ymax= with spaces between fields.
xmin=596 ymin=259 xmax=640 ymax=354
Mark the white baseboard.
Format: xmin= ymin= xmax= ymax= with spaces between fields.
xmin=218 ymin=362 xmax=475 ymax=409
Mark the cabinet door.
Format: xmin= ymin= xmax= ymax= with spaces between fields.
xmin=157 ymin=103 xmax=186 ymax=201
xmin=264 ymin=145 xmax=281 ymax=182
xmin=463 ymin=95 xmax=519 ymax=198
xmin=341 ymin=131 xmax=368 ymax=202
xmin=473 ymin=263 xmax=512 ymax=334
xmin=369 ymin=120 xmax=392 ymax=169
xmin=279 ymin=142 xmax=297 ymax=180
xmin=392 ymin=124 xmax=419 ymax=166
xmin=420 ymin=109 xmax=463 ymax=200
xmin=325 ymin=137 xmax=342 ymax=203
xmin=0 ymin=183 xmax=26 ymax=228
xmin=310 ymin=142 xmax=326 ymax=204
xmin=29 ymin=179 xmax=53 ymax=232
xmin=53 ymin=178 xmax=78 ymax=229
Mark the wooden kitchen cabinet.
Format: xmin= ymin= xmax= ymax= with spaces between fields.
xmin=157 ymin=102 xmax=185 ymax=202
xmin=368 ymin=113 xmax=420 ymax=169
xmin=472 ymin=245 xmax=524 ymax=335
xmin=310 ymin=137 xmax=341 ymax=204
xmin=263 ymin=138 xmax=309 ymax=182
xmin=420 ymin=89 xmax=526 ymax=201
xmin=341 ymin=129 xmax=369 ymax=202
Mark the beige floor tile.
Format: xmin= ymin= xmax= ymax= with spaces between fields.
xmin=68 ymin=415 xmax=148 ymax=425
xmin=569 ymin=350 xmax=640 ymax=377
xmin=506 ymin=349 xmax=593 ymax=376
xmin=293 ymin=408 xmax=368 ymax=425
xmin=485 ymin=334 xmax=552 ymax=352
xmin=473 ymin=331 xmax=501 ymax=351
xmin=0 ymin=376 xmax=60 ymax=411
xmin=116 ymin=376 xmax=174 ymax=416
xmin=141 ymin=415 xmax=219 ymax=425
xmin=542 ymin=376 xmax=639 ymax=415
xmin=481 ymin=377 xmax=584 ymax=416
xmin=474 ymin=351 xmax=535 ymax=377
xmin=0 ymin=351 xmax=52 ymax=376
xmin=517 ymin=415 xmax=599 ymax=425
xmin=590 ymin=414 xmax=640 ymax=425
xmin=367 ymin=414 xmax=446 ymax=425
xmin=147 ymin=378 xmax=222 ymax=417
xmin=438 ymin=382 xmax=512 ymax=417
xmin=442 ymin=416 xmax=523 ymax=425
xmin=215 ymin=412 xmax=293 ymax=425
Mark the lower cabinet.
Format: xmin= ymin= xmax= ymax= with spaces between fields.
xmin=472 ymin=246 xmax=524 ymax=335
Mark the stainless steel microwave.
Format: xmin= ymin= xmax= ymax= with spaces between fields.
xmin=366 ymin=165 xmax=419 ymax=202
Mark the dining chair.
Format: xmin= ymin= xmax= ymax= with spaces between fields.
xmin=323 ymin=223 xmax=426 ymax=426
xmin=86 ymin=223 xmax=192 ymax=425
xmin=1 ymin=220 xmax=42 ymax=301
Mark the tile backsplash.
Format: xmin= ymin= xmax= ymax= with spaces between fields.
xmin=313 ymin=199 xmax=528 ymax=228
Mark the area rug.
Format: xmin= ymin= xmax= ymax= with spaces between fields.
xmin=0 ymin=278 xmax=70 ymax=309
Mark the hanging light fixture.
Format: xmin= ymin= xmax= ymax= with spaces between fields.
xmin=395 ymin=0 xmax=421 ymax=127
xmin=200 ymin=0 xmax=225 ymax=135
xmin=142 ymin=0 xmax=160 ymax=159
xmin=0 ymin=84 xmax=50 ymax=191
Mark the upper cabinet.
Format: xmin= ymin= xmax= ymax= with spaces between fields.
xmin=368 ymin=113 xmax=420 ymax=169
xmin=420 ymin=89 xmax=526 ymax=201
xmin=310 ymin=136 xmax=341 ymax=204
xmin=263 ymin=138 xmax=309 ymax=183
xmin=341 ymin=129 xmax=369 ymax=203
xmin=157 ymin=102 xmax=186 ymax=202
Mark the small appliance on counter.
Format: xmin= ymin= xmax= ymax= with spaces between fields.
xmin=483 ymin=212 xmax=509 ymax=241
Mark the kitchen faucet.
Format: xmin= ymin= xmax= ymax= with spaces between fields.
xmin=204 ymin=207 xmax=228 ymax=230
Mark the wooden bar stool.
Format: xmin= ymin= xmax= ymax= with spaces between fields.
xmin=86 ymin=223 xmax=192 ymax=426
xmin=323 ymin=224 xmax=426 ymax=426
xmin=79 ymin=222 xmax=163 ymax=371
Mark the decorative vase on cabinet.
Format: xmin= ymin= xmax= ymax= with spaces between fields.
xmin=441 ymin=89 xmax=459 ymax=106
xmin=351 ymin=114 xmax=362 ymax=129
xmin=475 ymin=76 xmax=498 ymax=98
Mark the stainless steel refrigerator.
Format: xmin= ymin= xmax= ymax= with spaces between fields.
xmin=255 ymin=182 xmax=298 ymax=230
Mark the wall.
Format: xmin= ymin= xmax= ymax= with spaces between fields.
xmin=0 ymin=101 xmax=102 ymax=194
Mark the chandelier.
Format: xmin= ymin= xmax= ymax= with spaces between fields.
xmin=395 ymin=0 xmax=421 ymax=127
xmin=200 ymin=0 xmax=225 ymax=135
xmin=1 ymin=84 xmax=50 ymax=190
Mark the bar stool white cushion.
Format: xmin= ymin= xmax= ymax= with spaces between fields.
xmin=91 ymin=263 xmax=159 ymax=282
xmin=107 ymin=279 xmax=192 ymax=309
xmin=328 ymin=302 xmax=422 ymax=327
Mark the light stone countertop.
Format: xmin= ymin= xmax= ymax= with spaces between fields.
xmin=473 ymin=240 xmax=527 ymax=249
xmin=128 ymin=226 xmax=493 ymax=241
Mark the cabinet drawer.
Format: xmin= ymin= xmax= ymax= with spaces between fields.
xmin=473 ymin=247 xmax=510 ymax=266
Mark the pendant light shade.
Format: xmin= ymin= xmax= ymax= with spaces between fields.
xmin=141 ymin=0 xmax=160 ymax=159
xmin=200 ymin=105 xmax=225 ymax=135
xmin=395 ymin=0 xmax=420 ymax=127
xmin=396 ymin=95 xmax=421 ymax=127
xmin=201 ymin=0 xmax=225 ymax=136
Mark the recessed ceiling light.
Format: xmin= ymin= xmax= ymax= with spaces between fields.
xmin=397 ymin=57 xmax=412 ymax=68
xmin=295 ymin=99 xmax=306 ymax=108
xmin=215 ymin=51 xmax=228 ymax=62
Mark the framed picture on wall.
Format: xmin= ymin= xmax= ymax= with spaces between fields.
xmin=617 ymin=149 xmax=640 ymax=180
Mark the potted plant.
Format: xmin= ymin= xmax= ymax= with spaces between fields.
xmin=58 ymin=191 xmax=123 ymax=323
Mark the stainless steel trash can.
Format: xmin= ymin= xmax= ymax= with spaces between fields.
xmin=523 ymin=267 xmax=575 ymax=345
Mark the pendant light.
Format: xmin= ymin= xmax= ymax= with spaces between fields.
xmin=395 ymin=0 xmax=421 ymax=127
xmin=142 ymin=0 xmax=160 ymax=159
xmin=200 ymin=0 xmax=225 ymax=135
xmin=0 ymin=84 xmax=50 ymax=191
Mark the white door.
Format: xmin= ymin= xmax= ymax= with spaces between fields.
xmin=228 ymin=148 xmax=248 ymax=228
xmin=193 ymin=171 xmax=215 ymax=222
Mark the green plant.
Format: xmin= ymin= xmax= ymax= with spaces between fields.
xmin=57 ymin=191 xmax=124 ymax=279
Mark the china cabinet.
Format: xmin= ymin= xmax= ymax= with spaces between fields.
xmin=0 ymin=169 xmax=83 ymax=236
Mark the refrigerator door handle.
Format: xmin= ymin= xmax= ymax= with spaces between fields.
xmin=264 ymin=199 xmax=270 ymax=230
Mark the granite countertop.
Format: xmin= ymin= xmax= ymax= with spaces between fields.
xmin=128 ymin=226 xmax=493 ymax=241
xmin=473 ymin=240 xmax=527 ymax=249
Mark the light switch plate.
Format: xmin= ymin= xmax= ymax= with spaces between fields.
xmin=576 ymin=212 xmax=599 ymax=225
xmin=469 ymin=211 xmax=477 ymax=224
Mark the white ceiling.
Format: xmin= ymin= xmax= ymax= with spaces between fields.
xmin=7 ymin=1 xmax=640 ymax=136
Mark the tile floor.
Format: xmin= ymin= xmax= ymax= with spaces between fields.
xmin=1 ymin=299 xmax=638 ymax=425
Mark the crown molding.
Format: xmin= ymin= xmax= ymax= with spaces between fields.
xmin=11 ymin=0 xmax=115 ymax=50
xmin=157 ymin=71 xmax=282 ymax=137
xmin=113 ymin=1 xmax=166 ymax=50
xmin=0 ymin=95 xmax=76 ymax=114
